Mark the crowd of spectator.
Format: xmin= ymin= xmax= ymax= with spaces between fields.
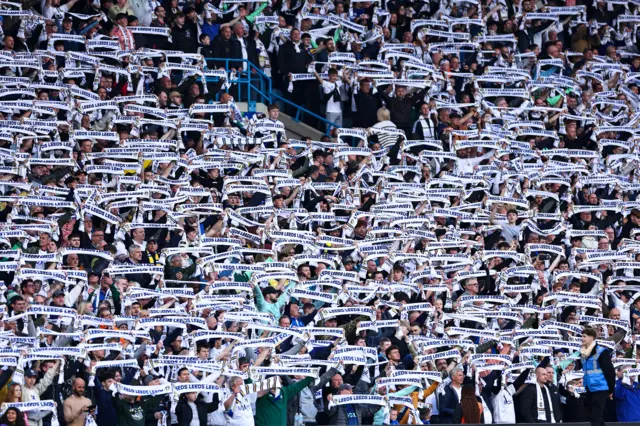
xmin=0 ymin=0 xmax=639 ymax=425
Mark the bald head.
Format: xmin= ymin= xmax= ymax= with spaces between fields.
xmin=73 ymin=377 xmax=86 ymax=397
xmin=535 ymin=366 xmax=548 ymax=385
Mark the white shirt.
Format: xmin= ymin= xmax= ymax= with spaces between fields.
xmin=491 ymin=385 xmax=516 ymax=424
xmin=480 ymin=395 xmax=492 ymax=424
xmin=322 ymin=80 xmax=343 ymax=113
xmin=455 ymin=150 xmax=495 ymax=175
xmin=425 ymin=392 xmax=439 ymax=415
xmin=453 ymin=385 xmax=462 ymax=401
xmin=237 ymin=37 xmax=248 ymax=72
xmin=188 ymin=402 xmax=200 ymax=426
xmin=42 ymin=2 xmax=69 ymax=19
xmin=413 ymin=116 xmax=436 ymax=139
xmin=223 ymin=388 xmax=256 ymax=426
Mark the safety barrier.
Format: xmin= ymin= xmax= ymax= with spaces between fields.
xmin=205 ymin=57 xmax=338 ymax=135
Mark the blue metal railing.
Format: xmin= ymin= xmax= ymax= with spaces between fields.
xmin=205 ymin=58 xmax=338 ymax=135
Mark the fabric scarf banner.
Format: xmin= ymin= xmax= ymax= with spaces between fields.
xmin=390 ymin=370 xmax=443 ymax=383
xmin=170 ymin=382 xmax=222 ymax=412
xmin=376 ymin=376 xmax=423 ymax=389
xmin=0 ymin=400 xmax=58 ymax=420
xmin=250 ymin=367 xmax=319 ymax=378
xmin=314 ymin=306 xmax=376 ymax=322
xmin=328 ymin=394 xmax=387 ymax=408
xmin=116 ymin=382 xmax=172 ymax=396
xmin=415 ymin=349 xmax=462 ymax=364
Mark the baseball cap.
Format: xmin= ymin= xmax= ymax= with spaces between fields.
xmin=263 ymin=286 xmax=278 ymax=295
xmin=143 ymin=374 xmax=159 ymax=385
xmin=52 ymin=289 xmax=65 ymax=298
xmin=25 ymin=369 xmax=37 ymax=378
xmin=338 ymin=384 xmax=352 ymax=391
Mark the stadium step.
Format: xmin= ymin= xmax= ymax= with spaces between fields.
xmin=237 ymin=102 xmax=325 ymax=141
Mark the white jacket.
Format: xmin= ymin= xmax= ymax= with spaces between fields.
xmin=22 ymin=362 xmax=60 ymax=426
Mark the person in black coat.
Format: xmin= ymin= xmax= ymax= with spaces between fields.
xmin=353 ymin=79 xmax=382 ymax=128
xmin=559 ymin=379 xmax=587 ymax=422
xmin=518 ymin=365 xmax=563 ymax=423
xmin=174 ymin=392 xmax=220 ymax=426
xmin=171 ymin=13 xmax=198 ymax=53
xmin=439 ymin=367 xmax=464 ymax=424
xmin=211 ymin=26 xmax=242 ymax=70
xmin=277 ymin=28 xmax=313 ymax=111
xmin=198 ymin=34 xmax=215 ymax=69
xmin=231 ymin=23 xmax=260 ymax=70
xmin=377 ymin=83 xmax=429 ymax=136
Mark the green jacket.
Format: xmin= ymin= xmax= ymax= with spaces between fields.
xmin=254 ymin=377 xmax=313 ymax=426
xmin=111 ymin=397 xmax=146 ymax=426
xmin=111 ymin=394 xmax=163 ymax=426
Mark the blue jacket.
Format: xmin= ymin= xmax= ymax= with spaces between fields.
xmin=438 ymin=384 xmax=460 ymax=424
xmin=614 ymin=379 xmax=640 ymax=422
xmin=95 ymin=367 xmax=138 ymax=426
xmin=582 ymin=345 xmax=611 ymax=392
xmin=95 ymin=376 xmax=118 ymax=426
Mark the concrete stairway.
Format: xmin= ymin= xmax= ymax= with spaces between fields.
xmin=237 ymin=102 xmax=324 ymax=141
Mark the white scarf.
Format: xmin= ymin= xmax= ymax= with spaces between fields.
xmin=535 ymin=383 xmax=556 ymax=423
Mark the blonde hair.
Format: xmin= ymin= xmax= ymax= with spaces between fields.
xmin=377 ymin=107 xmax=391 ymax=122
xmin=77 ymin=301 xmax=91 ymax=315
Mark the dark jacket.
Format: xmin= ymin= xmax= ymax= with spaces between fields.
xmin=112 ymin=394 xmax=164 ymax=426
xmin=518 ymin=383 xmax=563 ymax=423
xmin=559 ymin=385 xmax=586 ymax=422
xmin=277 ymin=40 xmax=312 ymax=81
xmin=95 ymin=382 xmax=116 ymax=426
xmin=174 ymin=395 xmax=220 ymax=426
xmin=172 ymin=24 xmax=198 ymax=53
xmin=232 ymin=35 xmax=260 ymax=69
xmin=326 ymin=399 xmax=380 ymax=425
xmin=121 ymin=258 xmax=153 ymax=288
xmin=378 ymin=87 xmax=428 ymax=130
xmin=353 ymin=91 xmax=382 ymax=128
xmin=285 ymin=367 xmax=338 ymax=426
xmin=438 ymin=383 xmax=461 ymax=424
xmin=211 ymin=35 xmax=242 ymax=69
